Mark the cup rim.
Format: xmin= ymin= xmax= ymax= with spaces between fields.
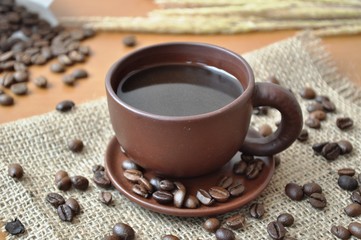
xmin=105 ymin=42 xmax=255 ymax=121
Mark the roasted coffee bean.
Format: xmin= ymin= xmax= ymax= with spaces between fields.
xmin=71 ymin=175 xmax=89 ymax=191
xmin=306 ymin=102 xmax=323 ymax=113
xmin=277 ymin=213 xmax=294 ymax=227
xmin=303 ymin=182 xmax=322 ymax=196
xmin=338 ymin=175 xmax=358 ymax=191
xmin=337 ymin=140 xmax=353 ymax=155
xmin=215 ymin=228 xmax=235 ymax=240
xmin=8 ymin=163 xmax=24 ymax=179
xmin=149 ymin=177 xmax=162 ymax=190
xmin=68 ymin=139 xmax=84 ymax=152
xmin=93 ymin=170 xmax=111 ymax=188
xmin=228 ymin=181 xmax=245 ymax=197
xmin=46 ymin=192 xmax=65 ymax=208
xmin=338 ymin=168 xmax=356 ymax=176
xmin=50 ymin=62 xmax=65 ymax=73
xmin=173 ymin=189 xmax=186 ymax=208
xmin=267 ymin=76 xmax=280 ymax=84
xmin=184 ymin=195 xmax=200 ymax=209
xmin=31 ymin=53 xmax=46 ymax=65
xmin=0 ymin=51 xmax=14 ymax=62
xmin=10 ymin=82 xmax=27 ymax=95
xmin=315 ymin=95 xmax=330 ymax=103
xmin=56 ymin=100 xmax=75 ymax=112
xmin=203 ymin=218 xmax=221 ymax=233
xmin=5 ymin=218 xmax=25 ymax=236
xmin=173 ymin=181 xmax=186 ymax=192
xmin=255 ymin=158 xmax=264 ymax=170
xmin=132 ymin=184 xmax=149 ymax=198
xmin=297 ymin=129 xmax=309 ymax=142
xmin=196 ymin=189 xmax=214 ymax=206
xmin=92 ymin=164 xmax=105 ymax=173
xmin=249 ymin=202 xmax=265 ymax=218
xmin=246 ymin=162 xmax=261 ymax=179
xmin=241 ymin=154 xmax=254 ymax=163
xmin=56 ymin=176 xmax=72 ymax=191
xmin=0 ymin=94 xmax=13 ymax=106
xmin=253 ymin=106 xmax=268 ymax=115
xmin=267 ymin=221 xmax=286 ymax=240
xmin=321 ymin=142 xmax=341 ymax=160
xmin=159 ymin=179 xmax=175 ymax=191
xmin=348 ymin=222 xmax=361 ymax=238
xmin=162 ymin=235 xmax=179 ymax=240
xmin=351 ymin=191 xmax=361 ymax=204
xmin=122 ymin=35 xmax=137 ymax=47
xmin=71 ymin=68 xmax=88 ymax=79
xmin=33 ymin=75 xmax=48 ymax=88
xmin=305 ymin=117 xmax=321 ymax=129
xmin=258 ymin=123 xmax=273 ymax=137
xmin=217 ymin=175 xmax=233 ymax=188
xmin=138 ymin=177 xmax=153 ymax=193
xmin=336 ymin=117 xmax=353 ymax=130
xmin=345 ymin=203 xmax=361 ymax=217
xmin=55 ymin=170 xmax=69 ymax=182
xmin=13 ymin=71 xmax=28 ymax=82
xmin=78 ymin=45 xmax=91 ymax=56
xmin=62 ymin=74 xmax=76 ymax=86
xmin=285 ymin=183 xmax=304 ymax=201
xmin=300 ymin=87 xmax=316 ymax=99
xmin=68 ymin=50 xmax=85 ymax=62
xmin=0 ymin=72 xmax=15 ymax=88
xmin=113 ymin=223 xmax=135 ymax=240
xmin=57 ymin=204 xmax=74 ymax=222
xmin=121 ymin=159 xmax=141 ymax=171
xmin=208 ymin=186 xmax=229 ymax=203
xmin=233 ymin=161 xmax=247 ymax=175
xmin=312 ymin=141 xmax=329 ymax=155
xmin=65 ymin=197 xmax=80 ymax=215
xmin=331 ymin=225 xmax=351 ymax=240
xmin=225 ymin=214 xmax=245 ymax=230
xmin=99 ymin=191 xmax=113 ymax=205
xmin=310 ymin=110 xmax=327 ymax=121
xmin=152 ymin=190 xmax=173 ymax=204
xmin=124 ymin=169 xmax=143 ymax=183
xmin=322 ymin=100 xmax=336 ymax=112
xmin=309 ymin=192 xmax=327 ymax=209
xmin=58 ymin=54 xmax=73 ymax=66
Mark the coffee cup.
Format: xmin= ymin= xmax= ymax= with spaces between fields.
xmin=105 ymin=42 xmax=302 ymax=178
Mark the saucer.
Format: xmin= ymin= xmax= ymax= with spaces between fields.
xmin=105 ymin=128 xmax=275 ymax=217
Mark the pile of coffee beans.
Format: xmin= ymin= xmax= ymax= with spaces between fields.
xmin=267 ymin=212 xmax=295 ymax=239
xmin=233 ymin=154 xmax=265 ymax=179
xmin=8 ymin=163 xmax=23 ymax=179
xmin=54 ymin=170 xmax=89 ymax=191
xmin=312 ymin=140 xmax=353 ymax=161
xmin=285 ymin=182 xmax=327 ymax=209
xmin=45 ymin=192 xmax=80 ymax=222
xmin=103 ymin=222 xmax=135 ymax=240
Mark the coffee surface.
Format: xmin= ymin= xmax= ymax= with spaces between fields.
xmin=116 ymin=63 xmax=243 ymax=116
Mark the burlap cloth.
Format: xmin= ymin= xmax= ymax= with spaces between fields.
xmin=1 ymin=33 xmax=361 ymax=239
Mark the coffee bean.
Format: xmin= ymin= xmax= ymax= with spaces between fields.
xmin=152 ymin=190 xmax=173 ymax=204
xmin=55 ymin=170 xmax=69 ymax=182
xmin=309 ymin=192 xmax=327 ymax=209
xmin=322 ymin=100 xmax=336 ymax=112
xmin=302 ymin=182 xmax=322 ymax=196
xmin=62 ymin=74 xmax=76 ymax=86
xmin=315 ymin=95 xmax=330 ymax=103
xmin=305 ymin=117 xmax=321 ymax=129
xmin=241 ymin=154 xmax=254 ymax=163
xmin=162 ymin=235 xmax=179 ymax=240
xmin=56 ymin=100 xmax=75 ymax=112
xmin=336 ymin=117 xmax=353 ymax=130
xmin=215 ymin=228 xmax=235 ymax=240
xmin=184 ymin=195 xmax=200 ymax=209
xmin=277 ymin=213 xmax=294 ymax=227
xmin=253 ymin=106 xmax=268 ymax=115
xmin=92 ymin=164 xmax=105 ymax=173
xmin=249 ymin=202 xmax=265 ymax=218
xmin=173 ymin=181 xmax=186 ymax=192
xmin=68 ymin=139 xmax=84 ymax=153
xmin=31 ymin=53 xmax=46 ymax=65
xmin=71 ymin=175 xmax=89 ymax=191
xmin=217 ymin=175 xmax=233 ymax=188
xmin=225 ymin=214 xmax=245 ymax=229
xmin=46 ymin=192 xmax=65 ymax=208
xmin=13 ymin=71 xmax=28 ymax=82
xmin=297 ymin=129 xmax=309 ymax=142
xmin=122 ymin=35 xmax=137 ymax=47
xmin=285 ymin=183 xmax=304 ymax=201
xmin=65 ymin=197 xmax=80 ymax=215
xmin=68 ymin=50 xmax=85 ymax=63
xmin=321 ymin=142 xmax=341 ymax=160
xmin=309 ymin=110 xmax=327 ymax=121
xmin=58 ymin=54 xmax=73 ymax=66
xmin=33 ymin=75 xmax=48 ymax=88
xmin=348 ymin=222 xmax=361 ymax=238
xmin=50 ymin=62 xmax=65 ymax=73
xmin=312 ymin=141 xmax=329 ymax=155
xmin=267 ymin=221 xmax=286 ymax=240
xmin=124 ymin=169 xmax=143 ymax=183
xmin=338 ymin=175 xmax=358 ymax=191
xmin=121 ymin=159 xmax=141 ymax=171
xmin=228 ymin=182 xmax=245 ymax=197
xmin=209 ymin=186 xmax=230 ymax=203
xmin=196 ymin=189 xmax=214 ymax=206
xmin=267 ymin=76 xmax=280 ymax=84
xmin=351 ymin=191 xmax=361 ymax=204
xmin=233 ymin=161 xmax=247 ymax=175
xmin=159 ymin=179 xmax=175 ymax=191
xmin=112 ymin=222 xmax=135 ymax=240
xmin=173 ymin=189 xmax=186 ymax=208
xmin=78 ymin=45 xmax=91 ymax=56
xmin=0 ymin=51 xmax=14 ymax=62
xmin=203 ymin=218 xmax=220 ymax=233
xmin=258 ymin=123 xmax=273 ymax=137
xmin=8 ymin=163 xmax=24 ymax=179
xmin=345 ymin=203 xmax=361 ymax=217
xmin=57 ymin=204 xmax=74 ymax=222
xmin=0 ymin=72 xmax=15 ymax=88
xmin=56 ymin=176 xmax=72 ymax=191
xmin=93 ymin=170 xmax=112 ymax=188
xmin=5 ymin=218 xmax=25 ymax=236
xmin=331 ymin=225 xmax=351 ymax=240
xmin=245 ymin=161 xmax=261 ymax=179
xmin=99 ymin=191 xmax=113 ymax=205
xmin=138 ymin=177 xmax=153 ymax=193
xmin=300 ymin=87 xmax=316 ymax=99
xmin=0 ymin=94 xmax=14 ymax=106
xmin=132 ymin=184 xmax=149 ymax=198
xmin=149 ymin=177 xmax=162 ymax=190
xmin=338 ymin=168 xmax=356 ymax=176
xmin=10 ymin=82 xmax=27 ymax=95
xmin=337 ymin=140 xmax=353 ymax=155
xmin=306 ymin=102 xmax=323 ymax=113
xmin=71 ymin=68 xmax=88 ymax=79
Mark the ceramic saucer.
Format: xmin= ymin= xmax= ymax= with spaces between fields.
xmin=105 ymin=128 xmax=275 ymax=217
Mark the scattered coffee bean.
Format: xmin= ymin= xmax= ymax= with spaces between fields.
xmin=99 ymin=191 xmax=113 ymax=205
xmin=0 ymin=72 xmax=15 ymax=88
xmin=348 ymin=222 xmax=361 ymax=238
xmin=57 ymin=204 xmax=74 ymax=222
xmin=245 ymin=161 xmax=261 ymax=179
xmin=309 ymin=110 xmax=327 ymax=121
xmin=300 ymin=87 xmax=316 ymax=99
xmin=331 ymin=225 xmax=351 ymax=240
xmin=159 ymin=179 xmax=175 ymax=191
xmin=13 ymin=71 xmax=28 ymax=82
xmin=33 ymin=76 xmax=48 ymax=88
xmin=338 ymin=175 xmax=358 ymax=191
xmin=302 ymin=182 xmax=322 ymax=196
xmin=173 ymin=189 xmax=186 ymax=208
xmin=268 ymin=76 xmax=280 ymax=84
xmin=225 ymin=213 xmax=245 ymax=229
xmin=258 ymin=123 xmax=273 ymax=137
xmin=227 ymin=181 xmax=245 ymax=197
xmin=351 ymin=191 xmax=361 ymax=205
xmin=162 ymin=235 xmax=179 ymax=240
xmin=233 ymin=161 xmax=248 ymax=175
xmin=312 ymin=141 xmax=329 ymax=155
xmin=56 ymin=100 xmax=75 ymax=112
xmin=215 ymin=228 xmax=235 ymax=240
xmin=174 ymin=181 xmax=186 ymax=192
xmin=8 ymin=163 xmax=23 ymax=179
xmin=321 ymin=142 xmax=341 ymax=160
xmin=138 ymin=177 xmax=153 ymax=193
xmin=62 ymin=74 xmax=76 ymax=85
xmin=58 ymin=54 xmax=73 ymax=66
xmin=184 ymin=195 xmax=200 ymax=209
xmin=253 ymin=106 xmax=269 ymax=115
xmin=92 ymin=164 xmax=105 ymax=173
xmin=249 ymin=202 xmax=265 ymax=218
xmin=305 ymin=117 xmax=321 ymax=129
xmin=344 ymin=203 xmax=361 ymax=217
xmin=71 ymin=175 xmax=89 ymax=191
xmin=338 ymin=168 xmax=356 ymax=176
xmin=315 ymin=95 xmax=330 ymax=103
xmin=203 ymin=218 xmax=220 ymax=233
xmin=55 ymin=170 xmax=69 ymax=182
xmin=196 ymin=189 xmax=214 ymax=206
xmin=122 ymin=35 xmax=137 ymax=47
xmin=297 ymin=129 xmax=308 ymax=142
xmin=336 ymin=117 xmax=353 ymax=130
xmin=307 ymin=102 xmax=323 ymax=113
xmin=209 ymin=186 xmax=230 ymax=203
xmin=132 ymin=184 xmax=149 ymax=198
xmin=123 ymin=169 xmax=143 ymax=183
xmin=10 ymin=82 xmax=27 ymax=95
xmin=217 ymin=175 xmax=233 ymax=188
xmin=308 ymin=192 xmax=327 ymax=209
xmin=149 ymin=177 xmax=162 ymax=190
xmin=5 ymin=218 xmax=25 ymax=236
xmin=113 ymin=223 xmax=135 ymax=240
xmin=322 ymin=100 xmax=336 ymax=112
xmin=241 ymin=154 xmax=254 ymax=163
xmin=65 ymin=198 xmax=80 ymax=215
xmin=46 ymin=192 xmax=65 ymax=208
xmin=337 ymin=140 xmax=353 ymax=155
xmin=267 ymin=221 xmax=286 ymax=240
xmin=277 ymin=213 xmax=294 ymax=227
xmin=68 ymin=138 xmax=84 ymax=153
xmin=50 ymin=62 xmax=65 ymax=73
xmin=56 ymin=176 xmax=72 ymax=191
xmin=93 ymin=170 xmax=112 ymax=188
xmin=71 ymin=68 xmax=88 ymax=79
xmin=285 ymin=183 xmax=304 ymax=201
xmin=121 ymin=159 xmax=141 ymax=171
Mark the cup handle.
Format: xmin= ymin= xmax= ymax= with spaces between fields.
xmin=240 ymin=82 xmax=303 ymax=156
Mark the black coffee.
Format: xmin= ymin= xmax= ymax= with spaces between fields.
xmin=116 ymin=63 xmax=243 ymax=116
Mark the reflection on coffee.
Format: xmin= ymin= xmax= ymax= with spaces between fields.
xmin=116 ymin=63 xmax=243 ymax=116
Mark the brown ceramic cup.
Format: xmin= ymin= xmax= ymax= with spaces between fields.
xmin=106 ymin=42 xmax=302 ymax=178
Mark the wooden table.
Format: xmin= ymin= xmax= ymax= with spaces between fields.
xmin=0 ymin=0 xmax=360 ymax=124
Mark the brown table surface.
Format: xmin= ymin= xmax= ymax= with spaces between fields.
xmin=0 ymin=0 xmax=360 ymax=124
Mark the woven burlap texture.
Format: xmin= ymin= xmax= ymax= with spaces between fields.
xmin=1 ymin=33 xmax=361 ymax=239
